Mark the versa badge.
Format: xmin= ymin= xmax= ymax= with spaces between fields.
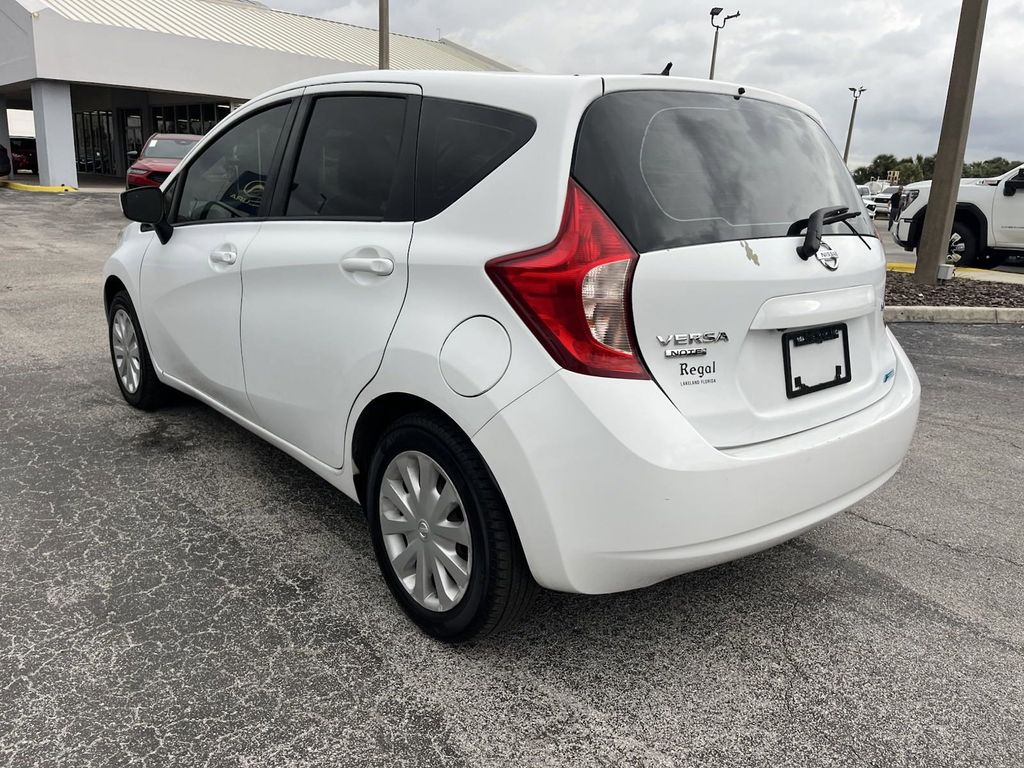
xmin=657 ymin=331 xmax=729 ymax=358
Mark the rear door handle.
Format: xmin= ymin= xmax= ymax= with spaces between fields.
xmin=210 ymin=244 xmax=238 ymax=266
xmin=341 ymin=255 xmax=394 ymax=276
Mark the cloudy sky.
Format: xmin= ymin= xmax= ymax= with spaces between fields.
xmin=268 ymin=0 xmax=1022 ymax=167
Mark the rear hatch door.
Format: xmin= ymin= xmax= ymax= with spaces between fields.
xmin=574 ymin=85 xmax=895 ymax=447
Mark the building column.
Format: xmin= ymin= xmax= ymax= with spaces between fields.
xmin=141 ymin=101 xmax=155 ymax=150
xmin=0 ymin=96 xmax=10 ymax=159
xmin=31 ymin=80 xmax=79 ymax=188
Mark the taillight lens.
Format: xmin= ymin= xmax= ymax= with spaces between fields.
xmin=485 ymin=181 xmax=648 ymax=379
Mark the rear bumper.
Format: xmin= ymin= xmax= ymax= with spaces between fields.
xmin=474 ymin=330 xmax=920 ymax=593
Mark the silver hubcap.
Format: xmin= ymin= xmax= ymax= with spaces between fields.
xmin=379 ymin=451 xmax=472 ymax=612
xmin=111 ymin=308 xmax=142 ymax=394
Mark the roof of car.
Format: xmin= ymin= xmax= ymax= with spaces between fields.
xmin=148 ymin=133 xmax=202 ymax=141
xmin=250 ymin=70 xmax=823 ymax=126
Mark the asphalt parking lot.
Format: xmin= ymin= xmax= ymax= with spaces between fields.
xmin=1 ymin=189 xmax=1023 ymax=767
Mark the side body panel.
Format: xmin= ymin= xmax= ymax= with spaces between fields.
xmin=240 ymin=82 xmax=420 ymax=468
xmin=242 ymin=220 xmax=414 ymax=466
xmin=343 ymin=76 xmax=603 ymax=473
xmin=140 ymin=220 xmax=262 ymax=419
xmin=991 ymin=168 xmax=1024 ymax=249
xmin=103 ymin=224 xmax=152 ymax=313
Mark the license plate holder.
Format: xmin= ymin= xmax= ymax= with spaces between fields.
xmin=782 ymin=323 xmax=852 ymax=399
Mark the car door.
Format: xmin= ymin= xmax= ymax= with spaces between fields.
xmin=138 ymin=96 xmax=297 ymax=419
xmin=992 ymin=166 xmax=1024 ymax=248
xmin=240 ymin=83 xmax=420 ymax=466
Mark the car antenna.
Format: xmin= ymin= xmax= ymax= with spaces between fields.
xmin=644 ymin=62 xmax=672 ymax=75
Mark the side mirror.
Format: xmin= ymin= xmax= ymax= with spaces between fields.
xmin=1003 ymin=170 xmax=1024 ymax=197
xmin=120 ymin=186 xmax=172 ymax=243
xmin=126 ymin=150 xmax=139 ymax=161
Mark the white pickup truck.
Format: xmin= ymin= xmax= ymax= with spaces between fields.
xmin=892 ymin=163 xmax=1024 ymax=268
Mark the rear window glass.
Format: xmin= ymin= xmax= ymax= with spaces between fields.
xmin=573 ymin=90 xmax=873 ymax=253
xmin=415 ymin=98 xmax=535 ymax=220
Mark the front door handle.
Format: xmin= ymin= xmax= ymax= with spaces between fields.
xmin=210 ymin=244 xmax=238 ymax=266
xmin=341 ymin=255 xmax=394 ymax=276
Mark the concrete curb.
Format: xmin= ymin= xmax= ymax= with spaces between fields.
xmin=0 ymin=179 xmax=78 ymax=193
xmin=885 ymin=262 xmax=990 ymax=276
xmin=885 ymin=306 xmax=1024 ymax=323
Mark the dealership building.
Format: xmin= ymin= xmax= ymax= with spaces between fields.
xmin=0 ymin=0 xmax=511 ymax=188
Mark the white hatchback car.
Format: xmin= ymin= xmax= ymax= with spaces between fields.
xmin=105 ymin=71 xmax=920 ymax=641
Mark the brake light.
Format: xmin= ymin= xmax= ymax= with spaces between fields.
xmin=485 ymin=181 xmax=648 ymax=379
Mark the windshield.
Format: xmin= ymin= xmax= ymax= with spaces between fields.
xmin=881 ymin=186 xmax=900 ymax=195
xmin=573 ymin=90 xmax=873 ymax=253
xmin=142 ymin=137 xmax=198 ymax=160
xmin=857 ymin=185 xmax=870 ymax=196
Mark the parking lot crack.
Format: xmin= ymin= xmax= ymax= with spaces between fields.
xmin=844 ymin=509 xmax=1024 ymax=569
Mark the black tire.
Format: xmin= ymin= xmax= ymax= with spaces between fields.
xmin=107 ymin=290 xmax=168 ymax=410
xmin=950 ymin=221 xmax=979 ymax=266
xmin=953 ymin=220 xmax=1007 ymax=269
xmin=366 ymin=411 xmax=537 ymax=642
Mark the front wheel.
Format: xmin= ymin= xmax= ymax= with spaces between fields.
xmin=107 ymin=291 xmax=168 ymax=410
xmin=366 ymin=412 xmax=536 ymax=642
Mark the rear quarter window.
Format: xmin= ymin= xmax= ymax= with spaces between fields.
xmin=415 ymin=98 xmax=535 ymax=220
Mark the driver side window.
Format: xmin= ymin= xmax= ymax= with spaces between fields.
xmin=175 ymin=104 xmax=289 ymax=223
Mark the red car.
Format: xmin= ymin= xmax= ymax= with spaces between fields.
xmin=126 ymin=134 xmax=200 ymax=188
xmin=10 ymin=137 xmax=37 ymax=174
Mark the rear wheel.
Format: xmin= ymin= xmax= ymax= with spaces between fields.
xmin=366 ymin=412 xmax=536 ymax=642
xmin=952 ymin=220 xmax=1006 ymax=269
xmin=949 ymin=221 xmax=979 ymax=266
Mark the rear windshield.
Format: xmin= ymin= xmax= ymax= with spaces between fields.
xmin=143 ymin=138 xmax=198 ymax=159
xmin=573 ymin=90 xmax=873 ymax=253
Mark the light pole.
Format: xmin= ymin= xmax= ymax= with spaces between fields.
xmin=709 ymin=7 xmax=740 ymax=80
xmin=915 ymin=0 xmax=988 ymax=285
xmin=843 ymin=86 xmax=866 ymax=164
xmin=379 ymin=0 xmax=389 ymax=69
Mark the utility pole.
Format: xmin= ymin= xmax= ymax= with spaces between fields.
xmin=843 ymin=87 xmax=866 ymax=164
xmin=378 ymin=0 xmax=390 ymax=70
xmin=914 ymin=0 xmax=988 ymax=286
xmin=708 ymin=8 xmax=740 ymax=80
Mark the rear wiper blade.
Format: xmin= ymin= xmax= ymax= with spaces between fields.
xmin=837 ymin=217 xmax=871 ymax=251
xmin=787 ymin=206 xmax=862 ymax=259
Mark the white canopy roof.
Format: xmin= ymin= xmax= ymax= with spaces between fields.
xmin=0 ymin=0 xmax=512 ymax=102
xmin=28 ymin=0 xmax=508 ymax=71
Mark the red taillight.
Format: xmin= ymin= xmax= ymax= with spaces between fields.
xmin=485 ymin=181 xmax=649 ymax=379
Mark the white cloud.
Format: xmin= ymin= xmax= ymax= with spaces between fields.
xmin=269 ymin=0 xmax=1024 ymax=165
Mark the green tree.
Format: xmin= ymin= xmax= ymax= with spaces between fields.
xmin=853 ymin=154 xmax=1019 ymax=184
xmin=962 ymin=157 xmax=1020 ymax=178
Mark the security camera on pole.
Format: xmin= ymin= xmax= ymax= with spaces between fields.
xmin=709 ymin=8 xmax=741 ymax=80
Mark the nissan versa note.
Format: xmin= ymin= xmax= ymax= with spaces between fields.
xmin=104 ymin=72 xmax=920 ymax=641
